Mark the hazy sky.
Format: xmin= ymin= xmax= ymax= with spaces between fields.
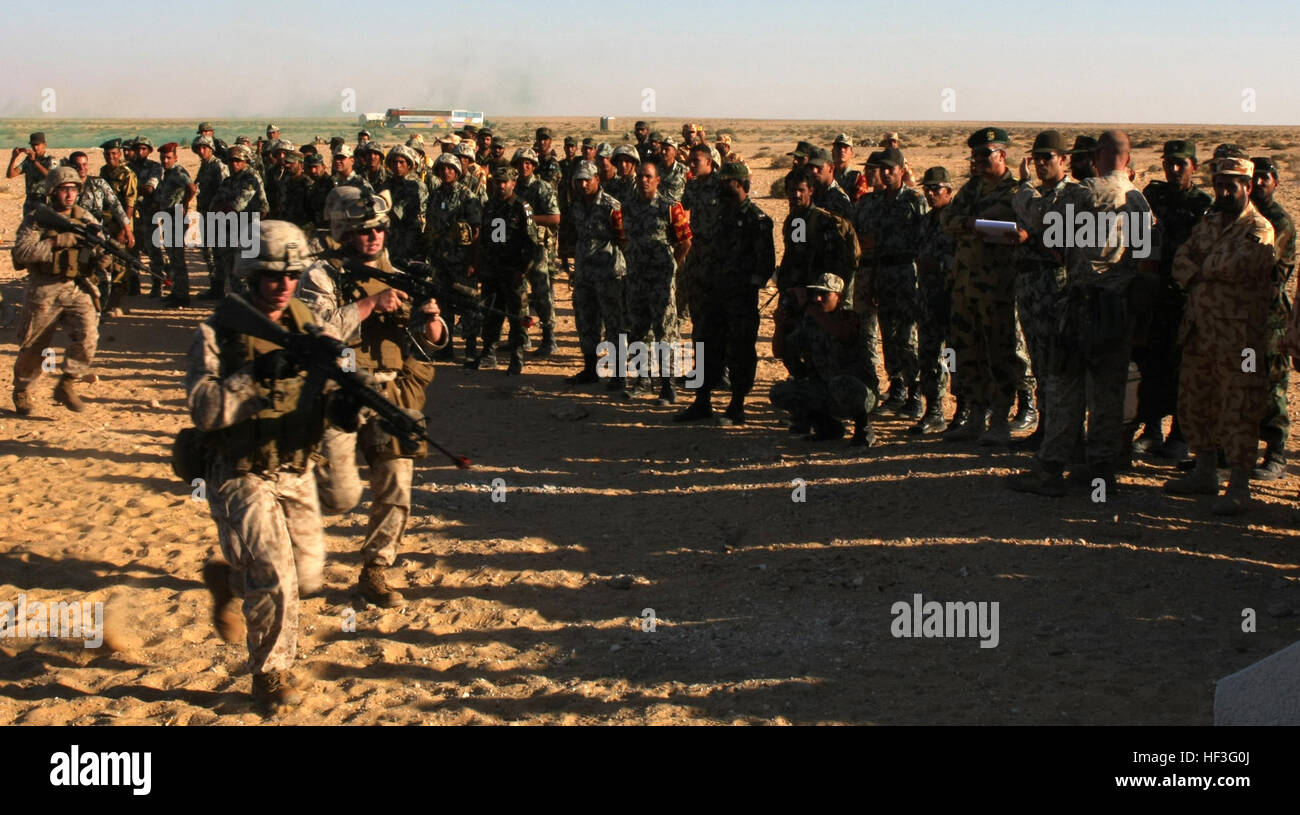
xmin=1 ymin=0 xmax=1296 ymax=125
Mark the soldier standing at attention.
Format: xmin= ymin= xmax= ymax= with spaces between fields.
xmin=472 ymin=163 xmax=541 ymax=375
xmin=911 ymin=167 xmax=958 ymax=434
xmin=1163 ymin=156 xmax=1276 ymax=514
xmin=129 ymin=136 xmax=167 ymax=297
xmin=154 ymin=143 xmax=194 ymax=306
xmin=7 ymin=131 xmax=54 ymax=217
xmin=1248 ymin=156 xmax=1296 ymax=481
xmin=188 ymin=221 xmax=334 ymax=714
xmin=1132 ymin=139 xmax=1212 ymax=460
xmin=425 ymin=153 xmax=483 ymax=362
xmin=674 ymin=161 xmax=775 ymax=426
xmin=193 ymin=135 xmax=229 ymax=298
xmin=564 ymin=160 xmax=627 ymax=388
xmin=512 ymin=148 xmax=561 ymax=356
xmin=940 ymin=127 xmax=1025 ymax=445
xmin=11 ymin=167 xmax=109 ymax=415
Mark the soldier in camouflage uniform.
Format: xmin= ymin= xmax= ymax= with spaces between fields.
xmin=912 ymin=167 xmax=957 ymax=434
xmin=619 ymin=159 xmax=692 ymax=403
xmin=854 ymin=147 xmax=927 ymax=419
xmin=1249 ymin=156 xmax=1296 ymax=480
xmin=1132 ymin=139 xmax=1213 ymax=459
xmin=1009 ymin=131 xmax=1078 ymax=446
xmin=606 ymin=145 xmax=640 ymax=205
xmin=678 ymin=144 xmax=724 ymax=330
xmin=7 ymin=131 xmax=54 ymax=217
xmin=192 ymin=135 xmax=229 ymax=298
xmin=455 ymin=141 xmax=486 ymax=200
xmin=97 ymin=139 xmax=138 ymax=314
xmin=303 ymin=154 xmax=334 ymax=232
xmin=776 ymin=169 xmax=862 ymax=386
xmin=69 ymin=151 xmax=129 ymax=248
xmin=533 ymin=128 xmax=562 ymax=189
xmin=277 ymin=151 xmax=313 ymax=231
xmin=331 ymin=145 xmax=373 ymax=194
xmin=674 ymin=160 xmax=775 ymax=425
xmin=473 ymin=163 xmax=541 ymax=375
xmin=1163 ymin=156 xmax=1276 ymax=515
xmin=379 ymin=145 xmax=427 ymax=265
xmin=128 ymin=137 xmax=167 ymax=297
xmin=771 ymin=274 xmax=877 ymax=446
xmin=425 ymin=153 xmax=483 ymax=361
xmin=298 ymin=187 xmax=446 ymax=608
xmin=656 ymin=136 xmax=688 ymax=205
xmin=210 ymin=143 xmax=269 ymax=297
xmin=154 ymin=143 xmax=193 ymax=305
xmin=11 ymin=167 xmax=110 ymax=416
xmin=512 ymin=148 xmax=561 ymax=356
xmin=557 ymin=136 xmax=580 ymax=274
xmin=807 ymin=148 xmax=854 ymax=222
xmin=188 ymin=221 xmax=334 ymax=713
xmin=1008 ymin=131 xmax=1151 ymax=496
xmin=832 ymin=133 xmax=869 ymax=203
xmin=634 ymin=121 xmax=654 ymax=164
xmin=940 ymin=127 xmax=1027 ymax=445
xmin=595 ymin=142 xmax=617 ymax=188
xmin=358 ymin=142 xmax=390 ymax=192
xmin=564 ymin=160 xmax=628 ymax=388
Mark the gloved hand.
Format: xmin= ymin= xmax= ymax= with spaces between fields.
xmin=253 ymin=349 xmax=298 ymax=380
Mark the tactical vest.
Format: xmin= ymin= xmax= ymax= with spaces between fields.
xmin=327 ymin=252 xmax=409 ymax=373
xmin=216 ymin=299 xmax=326 ymax=474
xmin=39 ymin=204 xmax=96 ymax=280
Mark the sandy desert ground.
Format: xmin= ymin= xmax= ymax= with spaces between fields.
xmin=0 ymin=119 xmax=1297 ymax=725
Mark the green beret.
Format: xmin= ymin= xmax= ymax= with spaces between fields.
xmin=967 ymin=127 xmax=1010 ymax=149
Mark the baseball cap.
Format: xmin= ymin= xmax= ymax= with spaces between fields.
xmin=806 ymin=273 xmax=844 ymax=293
xmin=333 ymin=144 xmax=355 ymax=158
xmin=717 ymin=161 xmax=750 ymax=181
xmin=197 ymin=122 xmax=214 ymax=133
xmin=511 ymin=147 xmax=539 ymax=165
xmin=535 ymin=127 xmax=553 ymax=140
xmin=787 ymin=140 xmax=815 ymax=158
xmin=875 ymin=148 xmax=904 ymax=169
xmin=1212 ymin=157 xmax=1254 ymax=178
xmin=490 ymin=162 xmax=518 ymax=181
xmin=29 ymin=131 xmax=46 ymax=146
xmin=921 ymin=166 xmax=952 ymax=187
xmin=833 ymin=133 xmax=853 ymax=147
xmin=563 ymin=136 xmax=577 ymax=147
xmin=806 ymin=147 xmax=833 ymax=168
xmin=572 ymin=160 xmax=598 ymax=180
xmin=1161 ymin=140 xmax=1197 ymax=160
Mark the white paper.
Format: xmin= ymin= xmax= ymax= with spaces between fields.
xmin=974 ymin=219 xmax=1019 ymax=240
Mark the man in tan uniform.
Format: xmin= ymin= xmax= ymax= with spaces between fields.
xmin=1164 ymin=156 xmax=1276 ymax=515
xmin=296 ymin=187 xmax=446 ymax=607
xmin=187 ymin=220 xmax=332 ymax=713
xmin=11 ymin=166 xmax=108 ymax=415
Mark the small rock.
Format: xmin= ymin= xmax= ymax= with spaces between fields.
xmin=550 ymin=403 xmax=589 ymax=421
xmin=610 ymin=643 xmax=622 ymax=652
xmin=149 ymin=399 xmax=161 ymax=409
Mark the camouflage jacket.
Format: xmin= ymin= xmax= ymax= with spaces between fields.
xmin=1143 ymin=180 xmax=1212 ymax=277
xmin=790 ymin=306 xmax=874 ymax=385
xmin=380 ymin=172 xmax=428 ymax=264
xmin=129 ymin=158 xmax=164 ymax=211
xmin=659 ymin=160 xmax=688 ymax=205
xmin=814 ymin=181 xmax=854 ymax=222
xmin=479 ymin=195 xmax=541 ymax=278
xmin=681 ymin=171 xmax=724 ymax=266
xmin=306 ymin=176 xmax=335 ymax=229
xmin=76 ymin=176 xmax=129 ymax=233
xmin=835 ymin=167 xmax=867 ymax=202
xmin=708 ymin=197 xmax=776 ymax=291
xmin=13 ymin=204 xmax=103 ymax=278
xmin=1255 ymin=197 xmax=1297 ymax=326
xmin=102 ymin=164 xmax=138 ymax=215
xmin=1012 ymin=176 xmax=1078 ymax=273
xmin=156 ymin=165 xmax=193 ymax=211
xmin=570 ymin=189 xmax=626 ymax=279
xmin=427 ymin=179 xmax=482 ymax=270
xmin=19 ymin=153 xmax=54 ymax=200
xmin=195 ymin=156 xmax=229 ymax=212
xmin=215 ymin=167 xmax=268 ymax=215
xmin=621 ymin=193 xmax=689 ymax=270
xmin=517 ymin=175 xmax=559 ymax=218
xmin=604 ymin=174 xmax=638 ymax=206
xmin=940 ymin=168 xmax=1020 ymax=286
xmin=536 ymin=152 xmax=562 ymax=188
xmin=333 ymin=170 xmax=374 ymax=195
xmin=279 ymin=173 xmax=314 ymax=229
xmin=862 ymin=186 xmax=928 ymax=264
xmin=1173 ymin=202 xmax=1275 ymax=341
xmin=779 ymin=205 xmax=857 ymax=292
xmin=916 ymin=206 xmax=956 ymax=280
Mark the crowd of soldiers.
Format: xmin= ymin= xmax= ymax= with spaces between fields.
xmin=5 ymin=118 xmax=1297 ymax=711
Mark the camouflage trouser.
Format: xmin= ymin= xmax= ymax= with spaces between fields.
xmin=695 ymin=285 xmax=759 ymax=396
xmin=626 ymin=259 xmax=679 ymax=373
xmin=528 ymin=228 xmax=557 ymax=333
xmin=1133 ymin=284 xmax=1185 ymax=428
xmin=916 ymin=268 xmax=951 ymax=403
xmin=315 ymin=420 xmax=415 ymax=569
xmin=438 ymin=264 xmax=482 ymax=343
xmin=849 ymin=265 xmax=885 ymax=392
xmin=13 ymin=276 xmax=98 ymax=391
xmin=572 ymin=269 xmax=627 ymax=356
xmin=1260 ymin=329 xmax=1290 ymax=449
xmin=132 ymin=212 xmax=167 ymax=293
xmin=1038 ymin=293 xmax=1132 ymax=471
xmin=1015 ymin=260 xmax=1067 ymax=395
xmin=480 ymin=271 xmax=530 ymax=351
xmin=874 ymin=261 xmax=920 ymax=395
xmin=214 ymin=246 xmax=238 ymax=296
xmin=166 ymin=243 xmax=189 ymax=299
xmin=198 ymin=210 xmax=218 ymax=286
xmin=948 ymin=269 xmax=1025 ymax=415
xmin=677 ymin=251 xmax=708 ymax=331
xmin=770 ymin=374 xmax=877 ymax=420
xmin=207 ymin=457 xmax=323 ymax=675
xmin=1179 ymin=325 xmax=1270 ymax=473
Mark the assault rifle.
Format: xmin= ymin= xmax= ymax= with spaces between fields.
xmin=212 ymin=294 xmax=472 ymax=469
xmin=336 ymin=256 xmax=524 ymax=324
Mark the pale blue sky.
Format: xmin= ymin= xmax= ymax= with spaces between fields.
xmin=1 ymin=0 xmax=1295 ymax=124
